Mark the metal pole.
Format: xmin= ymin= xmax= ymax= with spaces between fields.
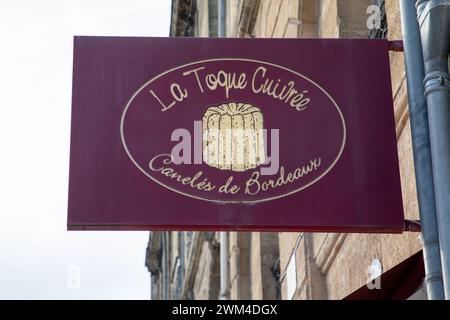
xmin=218 ymin=0 xmax=226 ymax=37
xmin=417 ymin=0 xmax=450 ymax=299
xmin=162 ymin=231 xmax=169 ymax=299
xmin=219 ymin=232 xmax=230 ymax=299
xmin=400 ymin=0 xmax=445 ymax=300
xmin=218 ymin=0 xmax=230 ymax=301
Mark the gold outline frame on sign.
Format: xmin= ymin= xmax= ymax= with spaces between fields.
xmin=120 ymin=58 xmax=347 ymax=204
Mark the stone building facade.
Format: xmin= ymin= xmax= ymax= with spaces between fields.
xmin=146 ymin=0 xmax=425 ymax=300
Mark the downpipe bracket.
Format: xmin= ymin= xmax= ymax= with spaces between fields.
xmin=404 ymin=219 xmax=422 ymax=232
xmin=417 ymin=0 xmax=450 ymax=27
xmin=388 ymin=40 xmax=404 ymax=52
xmin=424 ymin=71 xmax=450 ymax=96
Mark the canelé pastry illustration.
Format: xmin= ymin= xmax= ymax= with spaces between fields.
xmin=202 ymin=103 xmax=265 ymax=172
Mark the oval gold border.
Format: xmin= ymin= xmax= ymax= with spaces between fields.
xmin=120 ymin=58 xmax=347 ymax=204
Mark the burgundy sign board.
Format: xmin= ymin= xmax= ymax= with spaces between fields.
xmin=68 ymin=36 xmax=404 ymax=232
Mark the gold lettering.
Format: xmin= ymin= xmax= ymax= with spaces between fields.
xmin=245 ymin=171 xmax=261 ymax=195
xmin=205 ymin=70 xmax=248 ymax=98
xmin=245 ymin=158 xmax=322 ymax=195
xmin=219 ymin=176 xmax=241 ymax=194
xmin=148 ymin=154 xmax=216 ymax=192
xmin=252 ymin=66 xmax=266 ymax=93
xmin=183 ymin=66 xmax=206 ymax=93
xmin=149 ymin=90 xmax=176 ymax=112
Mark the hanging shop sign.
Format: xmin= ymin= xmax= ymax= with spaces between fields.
xmin=68 ymin=37 xmax=404 ymax=232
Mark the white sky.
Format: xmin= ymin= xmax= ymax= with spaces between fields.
xmin=0 ymin=0 xmax=171 ymax=299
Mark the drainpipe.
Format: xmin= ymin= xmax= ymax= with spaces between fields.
xmin=417 ymin=0 xmax=450 ymax=298
xmin=178 ymin=232 xmax=185 ymax=299
xmin=218 ymin=0 xmax=226 ymax=37
xmin=218 ymin=0 xmax=230 ymax=301
xmin=219 ymin=231 xmax=230 ymax=300
xmin=400 ymin=0 xmax=445 ymax=300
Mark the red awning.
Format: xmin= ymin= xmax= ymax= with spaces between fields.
xmin=344 ymin=251 xmax=424 ymax=300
